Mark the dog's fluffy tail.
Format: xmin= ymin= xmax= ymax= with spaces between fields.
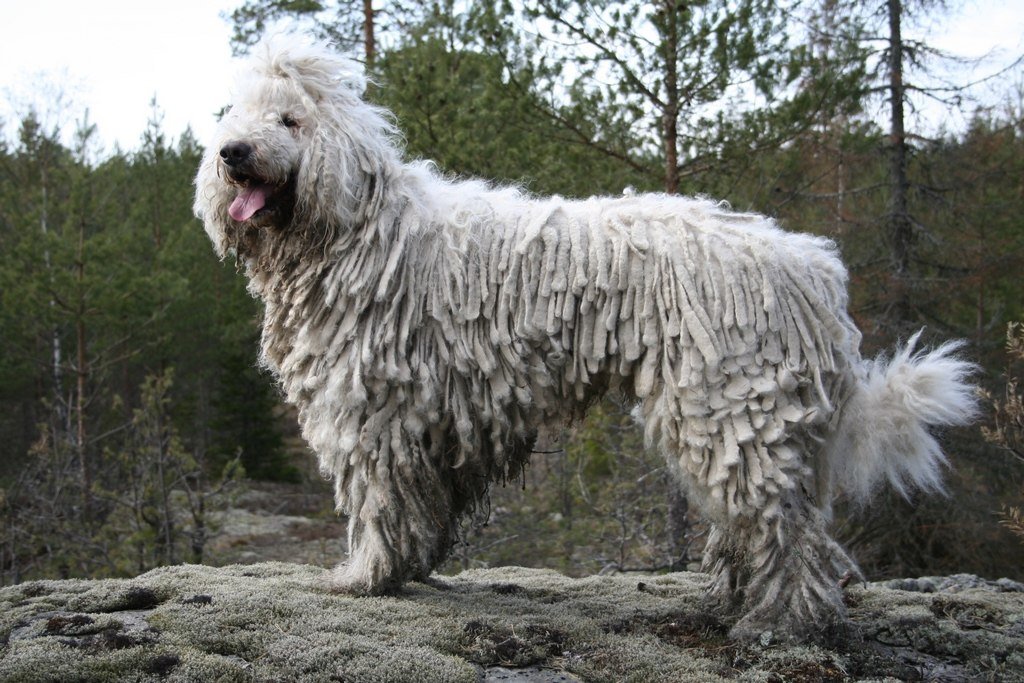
xmin=829 ymin=331 xmax=979 ymax=505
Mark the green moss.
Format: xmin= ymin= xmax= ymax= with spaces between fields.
xmin=1 ymin=564 xmax=1022 ymax=681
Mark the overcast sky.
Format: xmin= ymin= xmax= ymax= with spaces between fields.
xmin=1 ymin=0 xmax=238 ymax=154
xmin=1 ymin=0 xmax=1022 ymax=157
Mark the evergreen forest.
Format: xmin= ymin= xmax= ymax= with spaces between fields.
xmin=1 ymin=0 xmax=1023 ymax=585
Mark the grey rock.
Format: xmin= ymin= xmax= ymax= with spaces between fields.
xmin=885 ymin=573 xmax=1024 ymax=594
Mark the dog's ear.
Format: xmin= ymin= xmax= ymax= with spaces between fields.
xmin=296 ymin=99 xmax=391 ymax=236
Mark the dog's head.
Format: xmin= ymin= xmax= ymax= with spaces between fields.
xmin=194 ymin=38 xmax=396 ymax=264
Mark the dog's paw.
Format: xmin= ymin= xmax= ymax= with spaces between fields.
xmin=327 ymin=563 xmax=399 ymax=596
xmin=728 ymin=612 xmax=855 ymax=648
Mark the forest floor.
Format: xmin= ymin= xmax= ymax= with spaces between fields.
xmin=2 ymin=562 xmax=1023 ymax=681
xmin=3 ymin=477 xmax=1024 ymax=680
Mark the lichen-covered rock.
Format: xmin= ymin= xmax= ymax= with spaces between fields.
xmin=884 ymin=573 xmax=1024 ymax=594
xmin=1 ymin=564 xmax=1022 ymax=682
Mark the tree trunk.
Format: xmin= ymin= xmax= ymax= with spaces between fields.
xmin=661 ymin=4 xmax=687 ymax=567
xmin=39 ymin=164 xmax=66 ymax=433
xmin=75 ymin=219 xmax=92 ymax=519
xmin=363 ymin=0 xmax=375 ymax=68
xmin=666 ymin=484 xmax=689 ymax=569
xmin=156 ymin=406 xmax=175 ymax=565
xmin=662 ymin=0 xmax=681 ymax=194
xmin=887 ymin=0 xmax=913 ymax=321
xmin=190 ymin=497 xmax=207 ymax=564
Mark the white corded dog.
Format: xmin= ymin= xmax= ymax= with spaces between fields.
xmin=194 ymin=39 xmax=977 ymax=643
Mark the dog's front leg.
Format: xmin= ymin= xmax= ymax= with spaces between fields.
xmin=326 ymin=427 xmax=463 ymax=595
xmin=331 ymin=512 xmax=404 ymax=595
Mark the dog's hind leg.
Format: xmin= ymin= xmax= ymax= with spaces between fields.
xmin=699 ymin=477 xmax=861 ymax=644
xmin=657 ymin=381 xmax=860 ymax=644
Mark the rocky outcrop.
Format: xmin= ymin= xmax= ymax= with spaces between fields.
xmin=1 ymin=563 xmax=1022 ymax=682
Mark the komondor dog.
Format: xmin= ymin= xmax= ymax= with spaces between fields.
xmin=194 ymin=39 xmax=977 ymax=643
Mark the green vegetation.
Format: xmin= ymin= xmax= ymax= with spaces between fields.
xmin=1 ymin=0 xmax=1023 ymax=585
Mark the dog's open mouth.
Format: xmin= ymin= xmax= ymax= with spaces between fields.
xmin=226 ymin=171 xmax=295 ymax=225
xmin=229 ymin=181 xmax=274 ymax=222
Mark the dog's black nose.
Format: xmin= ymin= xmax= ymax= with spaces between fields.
xmin=219 ymin=141 xmax=252 ymax=167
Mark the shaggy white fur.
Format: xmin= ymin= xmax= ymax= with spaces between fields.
xmin=194 ymin=39 xmax=978 ymax=643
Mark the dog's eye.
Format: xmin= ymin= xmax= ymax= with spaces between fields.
xmin=281 ymin=114 xmax=299 ymax=129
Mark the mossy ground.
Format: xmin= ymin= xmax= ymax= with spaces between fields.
xmin=1 ymin=564 xmax=1021 ymax=682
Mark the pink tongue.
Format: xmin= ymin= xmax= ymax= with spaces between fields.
xmin=229 ymin=185 xmax=270 ymax=222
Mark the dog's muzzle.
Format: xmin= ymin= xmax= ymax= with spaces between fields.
xmin=217 ymin=140 xmax=275 ymax=223
xmin=216 ymin=141 xmax=295 ymax=225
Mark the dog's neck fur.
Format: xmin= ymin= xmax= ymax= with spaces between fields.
xmin=249 ymin=158 xmax=431 ymax=395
